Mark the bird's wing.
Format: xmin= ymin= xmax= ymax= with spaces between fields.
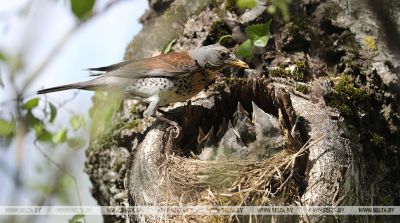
xmin=87 ymin=52 xmax=197 ymax=79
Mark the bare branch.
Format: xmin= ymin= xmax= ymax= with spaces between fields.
xmin=20 ymin=0 xmax=127 ymax=93
xmin=33 ymin=140 xmax=86 ymax=223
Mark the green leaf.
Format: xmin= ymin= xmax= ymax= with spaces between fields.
xmin=52 ymin=128 xmax=67 ymax=144
xmin=235 ymin=39 xmax=255 ymax=60
xmin=253 ymin=35 xmax=270 ymax=47
xmin=69 ymin=214 xmax=84 ymax=223
xmin=70 ymin=0 xmax=95 ymax=20
xmin=218 ymin=35 xmax=233 ymax=44
xmin=236 ymin=0 xmax=256 ymax=9
xmin=67 ymin=137 xmax=86 ymax=149
xmin=267 ymin=5 xmax=276 ymax=14
xmin=37 ymin=128 xmax=53 ymax=142
xmin=245 ymin=21 xmax=271 ymax=41
xmin=0 ymin=50 xmax=5 ymax=61
xmin=49 ymin=103 xmax=57 ymax=123
xmin=33 ymin=123 xmax=53 ymax=142
xmin=163 ymin=39 xmax=176 ymax=54
xmin=273 ymin=0 xmax=291 ymax=21
xmin=70 ymin=115 xmax=86 ymax=131
xmin=0 ymin=119 xmax=15 ymax=137
xmin=22 ymin=98 xmax=39 ymax=110
xmin=26 ymin=111 xmax=42 ymax=128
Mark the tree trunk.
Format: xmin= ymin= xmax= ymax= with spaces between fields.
xmin=85 ymin=0 xmax=400 ymax=222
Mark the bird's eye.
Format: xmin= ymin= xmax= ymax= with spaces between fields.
xmin=220 ymin=52 xmax=228 ymax=59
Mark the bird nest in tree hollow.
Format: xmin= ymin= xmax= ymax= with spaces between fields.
xmin=127 ymin=78 xmax=310 ymax=222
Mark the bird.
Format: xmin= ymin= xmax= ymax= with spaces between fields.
xmin=37 ymin=44 xmax=249 ymax=119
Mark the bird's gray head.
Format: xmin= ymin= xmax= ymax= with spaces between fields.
xmin=189 ymin=44 xmax=249 ymax=70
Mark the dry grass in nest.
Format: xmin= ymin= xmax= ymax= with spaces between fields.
xmin=159 ymin=136 xmax=323 ymax=208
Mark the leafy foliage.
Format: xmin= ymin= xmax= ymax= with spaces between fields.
xmin=0 ymin=50 xmax=5 ymax=61
xmin=236 ymin=0 xmax=256 ymax=9
xmin=163 ymin=39 xmax=176 ymax=54
xmin=70 ymin=0 xmax=95 ymax=20
xmin=36 ymin=127 xmax=53 ymax=142
xmin=236 ymin=0 xmax=291 ymax=21
xmin=16 ymin=97 xmax=87 ymax=146
xmin=22 ymin=98 xmax=39 ymax=110
xmin=69 ymin=214 xmax=85 ymax=223
xmin=52 ymin=128 xmax=68 ymax=144
xmin=270 ymin=0 xmax=291 ymax=22
xmin=49 ymin=102 xmax=57 ymax=123
xmin=236 ymin=39 xmax=254 ymax=60
xmin=23 ymin=98 xmax=54 ymax=143
xmin=70 ymin=115 xmax=86 ymax=131
xmin=235 ymin=21 xmax=271 ymax=59
xmin=245 ymin=22 xmax=271 ymax=47
xmin=0 ymin=119 xmax=15 ymax=137
xmin=234 ymin=0 xmax=291 ymax=59
xmin=0 ymin=50 xmax=5 ymax=87
xmin=0 ymin=0 xmax=118 ymax=211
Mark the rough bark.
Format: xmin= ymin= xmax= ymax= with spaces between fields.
xmin=85 ymin=0 xmax=400 ymax=222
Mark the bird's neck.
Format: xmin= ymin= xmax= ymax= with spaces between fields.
xmin=204 ymin=70 xmax=218 ymax=82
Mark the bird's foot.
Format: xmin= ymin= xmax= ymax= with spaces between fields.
xmin=155 ymin=116 xmax=181 ymax=139
xmin=156 ymin=108 xmax=169 ymax=116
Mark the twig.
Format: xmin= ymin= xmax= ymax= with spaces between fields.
xmin=34 ymin=140 xmax=86 ymax=223
xmin=20 ymin=0 xmax=127 ymax=92
xmin=2 ymin=2 xmax=127 ymax=223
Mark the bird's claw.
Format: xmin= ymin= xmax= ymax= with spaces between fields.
xmin=155 ymin=115 xmax=182 ymax=139
xmin=167 ymin=125 xmax=182 ymax=140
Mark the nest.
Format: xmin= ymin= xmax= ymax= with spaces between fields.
xmin=128 ymin=78 xmax=313 ymax=222
xmin=162 ymin=143 xmax=314 ymax=205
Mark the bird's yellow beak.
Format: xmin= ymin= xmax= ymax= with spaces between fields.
xmin=229 ymin=59 xmax=249 ymax=69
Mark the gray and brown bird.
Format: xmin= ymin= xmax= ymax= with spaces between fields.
xmin=37 ymin=44 xmax=249 ymax=117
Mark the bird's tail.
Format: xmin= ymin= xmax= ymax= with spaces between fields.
xmin=37 ymin=82 xmax=91 ymax=94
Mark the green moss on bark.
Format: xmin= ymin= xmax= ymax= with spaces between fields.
xmin=325 ymin=75 xmax=370 ymax=122
xmin=269 ymin=60 xmax=309 ymax=82
xmin=204 ymin=20 xmax=236 ymax=47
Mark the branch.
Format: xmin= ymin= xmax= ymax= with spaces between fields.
xmin=33 ymin=140 xmax=86 ymax=223
xmin=20 ymin=0 xmax=127 ymax=93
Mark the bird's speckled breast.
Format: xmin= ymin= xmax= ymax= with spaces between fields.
xmin=125 ymin=71 xmax=217 ymax=106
